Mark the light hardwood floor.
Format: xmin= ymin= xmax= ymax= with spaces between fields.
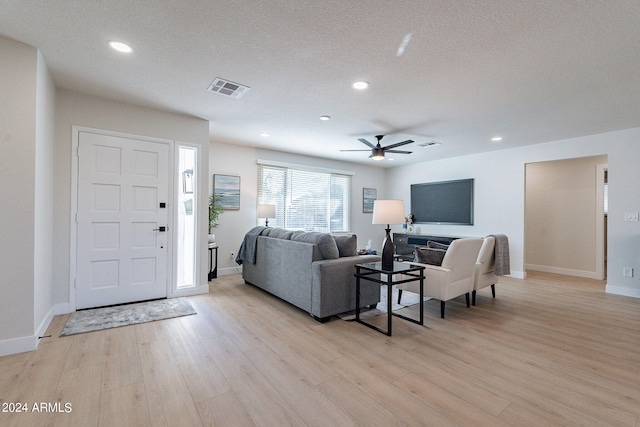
xmin=1 ymin=271 xmax=639 ymax=427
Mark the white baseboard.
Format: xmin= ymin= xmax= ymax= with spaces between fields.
xmin=0 ymin=305 xmax=57 ymax=357
xmin=0 ymin=335 xmax=38 ymax=357
xmin=525 ymin=264 xmax=600 ymax=280
xmin=506 ymin=271 xmax=527 ymax=279
xmin=36 ymin=306 xmax=55 ymax=340
xmin=605 ymin=285 xmax=640 ymax=299
xmin=216 ymin=266 xmax=243 ymax=277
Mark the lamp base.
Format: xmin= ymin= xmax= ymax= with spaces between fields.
xmin=381 ymin=227 xmax=394 ymax=270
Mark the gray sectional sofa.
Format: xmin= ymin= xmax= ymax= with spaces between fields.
xmin=238 ymin=227 xmax=380 ymax=322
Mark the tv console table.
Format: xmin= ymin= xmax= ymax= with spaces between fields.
xmin=393 ymin=233 xmax=461 ymax=261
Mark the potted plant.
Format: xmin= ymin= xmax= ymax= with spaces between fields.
xmin=208 ymin=193 xmax=225 ymax=243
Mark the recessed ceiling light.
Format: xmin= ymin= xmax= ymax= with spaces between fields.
xmin=108 ymin=41 xmax=132 ymax=53
xmin=491 ymin=136 xmax=503 ymax=142
xmin=352 ymin=81 xmax=369 ymax=90
xmin=319 ymin=115 xmax=331 ymax=121
xmin=259 ymin=132 xmax=270 ymax=137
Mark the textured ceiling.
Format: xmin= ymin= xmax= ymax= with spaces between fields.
xmin=2 ymin=1 xmax=639 ymax=167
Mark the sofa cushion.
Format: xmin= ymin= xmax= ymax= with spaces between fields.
xmin=427 ymin=240 xmax=450 ymax=250
xmin=290 ymin=232 xmax=339 ymax=259
xmin=333 ymin=234 xmax=357 ymax=257
xmin=266 ymin=228 xmax=294 ymax=239
xmin=414 ymin=246 xmax=446 ymax=266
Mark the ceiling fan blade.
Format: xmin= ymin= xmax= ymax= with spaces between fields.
xmin=383 ymin=139 xmax=414 ymax=150
xmin=357 ymin=138 xmax=376 ymax=148
xmin=340 ymin=149 xmax=372 ymax=152
xmin=385 ymin=149 xmax=412 ymax=154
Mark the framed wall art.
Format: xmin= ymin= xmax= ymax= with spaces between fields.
xmin=362 ymin=187 xmax=377 ymax=213
xmin=214 ymin=174 xmax=241 ymax=210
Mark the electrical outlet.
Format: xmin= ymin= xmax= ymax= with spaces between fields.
xmin=625 ymin=212 xmax=639 ymax=222
xmin=623 ymin=267 xmax=633 ymax=278
xmin=230 ymin=250 xmax=236 ymax=259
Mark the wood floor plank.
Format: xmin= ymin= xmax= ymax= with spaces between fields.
xmin=243 ymin=345 xmax=357 ymax=426
xmin=316 ymin=376 xmax=404 ymax=427
xmin=200 ymin=334 xmax=306 ymax=427
xmin=139 ymin=339 xmax=203 ymax=427
xmin=168 ymin=321 xmax=232 ymax=403
xmin=2 ymin=271 xmax=640 ymax=427
xmin=52 ymin=362 xmax=103 ymax=427
xmin=62 ymin=329 xmax=105 ymax=371
xmin=393 ymin=371 xmax=511 ymax=427
xmin=196 ymin=391 xmax=256 ymax=427
xmin=99 ymin=382 xmax=151 ymax=427
xmin=326 ymin=354 xmax=461 ymax=426
xmin=241 ymin=312 xmax=340 ymax=386
xmin=102 ymin=325 xmax=143 ymax=391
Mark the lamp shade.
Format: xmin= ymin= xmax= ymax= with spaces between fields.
xmin=257 ymin=203 xmax=276 ymax=219
xmin=372 ymin=200 xmax=405 ymax=225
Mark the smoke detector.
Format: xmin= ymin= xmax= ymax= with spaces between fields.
xmin=207 ymin=78 xmax=250 ymax=98
xmin=417 ymin=141 xmax=441 ymax=148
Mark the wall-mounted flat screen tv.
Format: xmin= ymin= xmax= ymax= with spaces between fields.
xmin=410 ymin=178 xmax=474 ymax=225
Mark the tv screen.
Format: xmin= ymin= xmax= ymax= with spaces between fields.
xmin=410 ymin=179 xmax=474 ymax=225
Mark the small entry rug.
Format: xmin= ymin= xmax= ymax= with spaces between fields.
xmin=60 ymin=297 xmax=196 ymax=337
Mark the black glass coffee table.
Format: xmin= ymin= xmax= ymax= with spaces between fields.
xmin=355 ymin=261 xmax=425 ymax=336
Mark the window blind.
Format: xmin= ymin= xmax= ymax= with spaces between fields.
xmin=257 ymin=163 xmax=351 ymax=232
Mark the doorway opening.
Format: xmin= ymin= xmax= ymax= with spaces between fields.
xmin=524 ymin=155 xmax=608 ymax=281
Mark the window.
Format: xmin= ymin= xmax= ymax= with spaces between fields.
xmin=257 ymin=162 xmax=352 ymax=232
xmin=176 ymin=145 xmax=198 ymax=288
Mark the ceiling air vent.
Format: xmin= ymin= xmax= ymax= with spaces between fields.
xmin=207 ymin=78 xmax=250 ymax=99
xmin=417 ymin=141 xmax=441 ymax=148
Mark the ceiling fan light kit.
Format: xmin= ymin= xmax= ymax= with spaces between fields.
xmin=341 ymin=134 xmax=413 ymax=161
xmin=372 ymin=147 xmax=385 ymax=161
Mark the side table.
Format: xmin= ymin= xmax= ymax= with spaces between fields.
xmin=208 ymin=243 xmax=218 ymax=281
xmin=355 ymin=261 xmax=424 ymax=336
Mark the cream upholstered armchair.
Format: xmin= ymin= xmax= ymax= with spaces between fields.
xmin=473 ymin=236 xmax=498 ymax=306
xmin=398 ymin=238 xmax=483 ymax=318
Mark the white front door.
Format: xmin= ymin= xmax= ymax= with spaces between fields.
xmin=76 ymin=131 xmax=170 ymax=309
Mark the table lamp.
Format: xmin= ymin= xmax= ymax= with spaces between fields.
xmin=257 ymin=203 xmax=276 ymax=227
xmin=372 ymin=199 xmax=405 ymax=270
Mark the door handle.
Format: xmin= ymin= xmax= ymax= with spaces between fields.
xmin=153 ymin=226 xmax=167 ymax=232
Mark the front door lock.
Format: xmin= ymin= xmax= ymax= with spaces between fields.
xmin=153 ymin=226 xmax=167 ymax=232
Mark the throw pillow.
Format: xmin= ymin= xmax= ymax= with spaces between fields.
xmin=260 ymin=228 xmax=273 ymax=236
xmin=333 ymin=234 xmax=357 ymax=257
xmin=427 ymin=240 xmax=450 ymax=251
xmin=290 ymin=232 xmax=340 ymax=259
xmin=414 ymin=246 xmax=446 ymax=266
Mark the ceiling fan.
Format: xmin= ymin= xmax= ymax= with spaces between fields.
xmin=340 ymin=135 xmax=413 ymax=161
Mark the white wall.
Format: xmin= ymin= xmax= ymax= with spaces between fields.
xmin=386 ymin=129 xmax=640 ymax=297
xmin=33 ymin=50 xmax=56 ymax=337
xmin=209 ymin=141 xmax=388 ymax=274
xmin=54 ymin=90 xmax=210 ymax=309
xmin=0 ymin=39 xmax=56 ymax=355
xmin=0 ymin=38 xmax=38 ymax=352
